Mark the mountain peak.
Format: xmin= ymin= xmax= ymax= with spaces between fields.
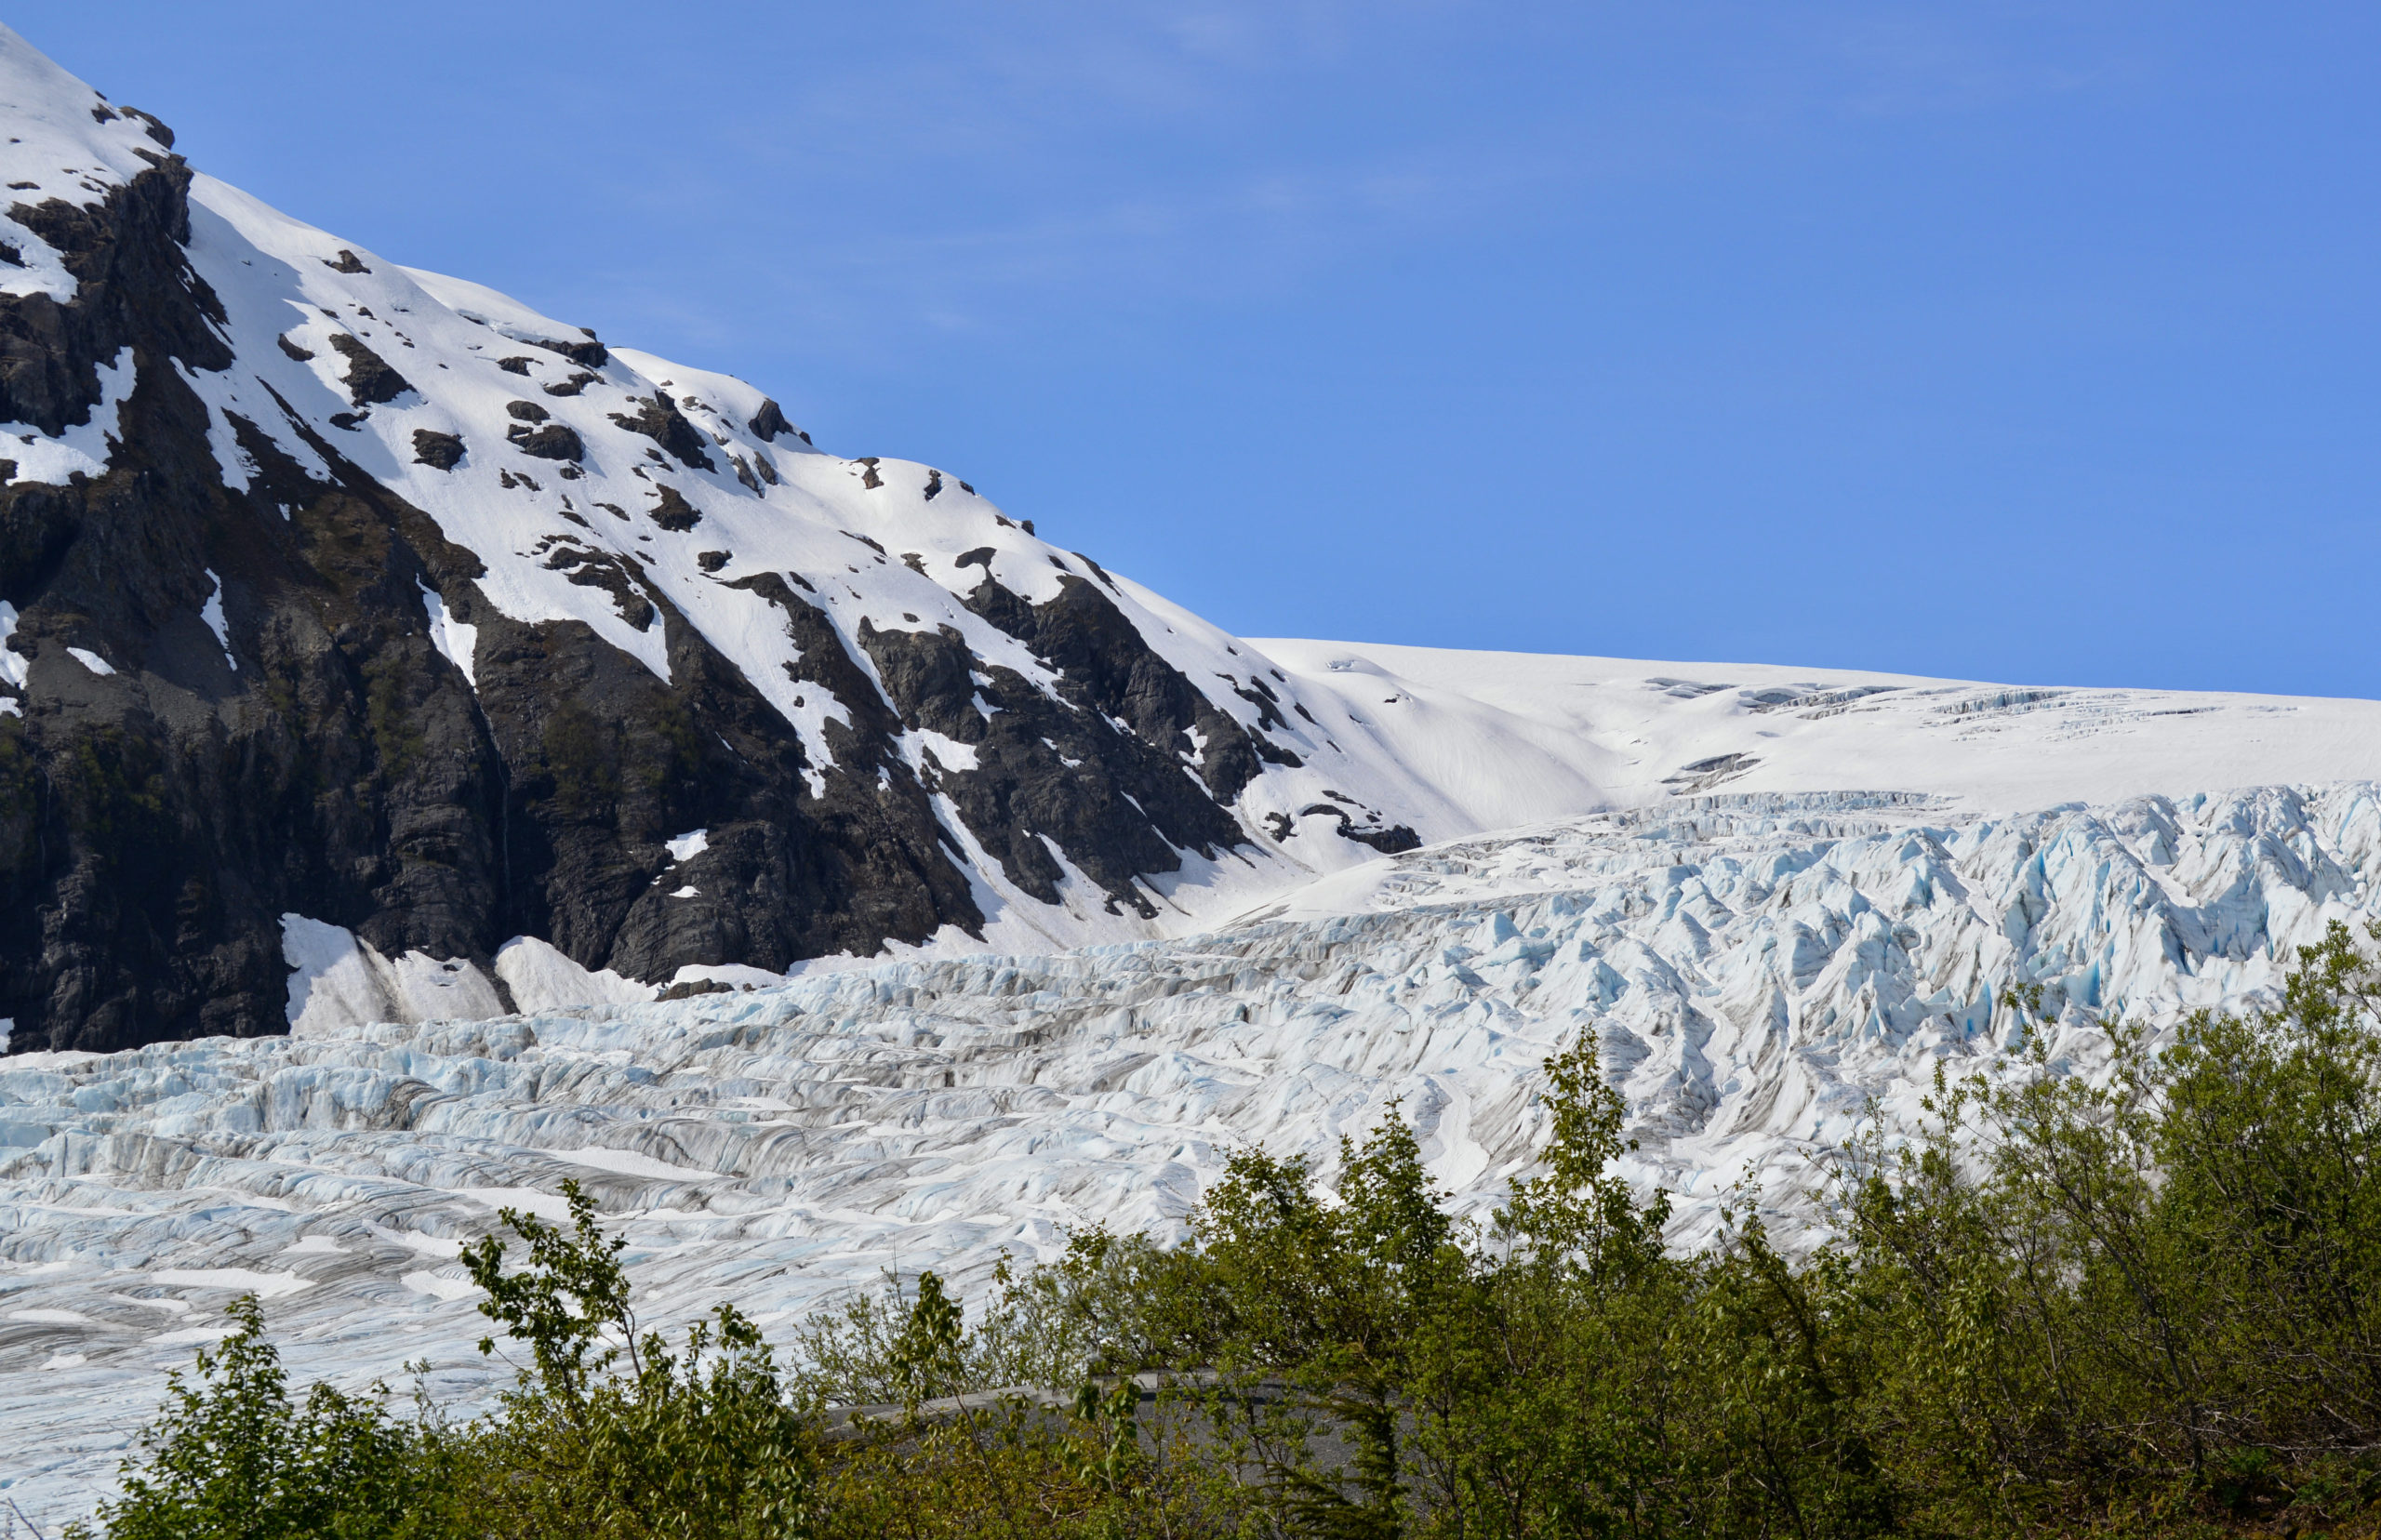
xmin=0 ymin=27 xmax=1428 ymax=1054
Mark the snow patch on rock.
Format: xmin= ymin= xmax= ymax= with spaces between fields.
xmin=201 ymin=569 xmax=235 ymax=670
xmin=0 ymin=347 xmax=133 ymax=486
xmin=281 ymin=914 xmax=505 ymax=1032
xmin=494 ymin=936 xmax=656 ymax=1013
xmin=418 ymin=581 xmax=477 ymax=689
xmin=0 ymin=601 xmax=27 ymax=692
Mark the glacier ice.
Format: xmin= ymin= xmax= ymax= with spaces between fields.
xmin=6 ymin=781 xmax=2381 ymax=1520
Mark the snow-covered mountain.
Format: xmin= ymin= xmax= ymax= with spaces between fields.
xmin=7 ymin=20 xmax=2381 ymax=1523
xmin=1 ymin=22 xmax=2376 ymax=1059
xmin=0 ymin=27 xmax=1483 ymax=1056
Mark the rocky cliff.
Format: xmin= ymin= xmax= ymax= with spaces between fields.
xmin=0 ymin=34 xmax=1423 ymax=1053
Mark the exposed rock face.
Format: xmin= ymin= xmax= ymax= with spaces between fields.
xmin=324 ymin=332 xmax=412 ymax=405
xmin=0 ymin=35 xmax=1428 ymax=1055
xmin=607 ymin=391 xmax=713 ymax=471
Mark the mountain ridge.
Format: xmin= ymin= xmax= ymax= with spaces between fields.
xmin=0 ymin=29 xmax=1437 ymax=1054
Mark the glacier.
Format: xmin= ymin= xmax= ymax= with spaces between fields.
xmin=8 ymin=766 xmax=2381 ymax=1519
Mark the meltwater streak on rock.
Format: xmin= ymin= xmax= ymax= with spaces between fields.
xmin=7 ymin=783 xmax=2381 ymax=1520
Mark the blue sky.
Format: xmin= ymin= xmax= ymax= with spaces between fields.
xmin=19 ymin=4 xmax=2379 ymax=695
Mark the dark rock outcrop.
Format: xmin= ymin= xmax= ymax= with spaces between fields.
xmin=507 ymin=421 xmax=583 ymax=462
xmin=1299 ymin=805 xmax=1421 ymax=854
xmin=531 ymin=331 xmax=606 ymax=369
xmin=325 ymin=333 xmax=411 ymax=405
xmin=747 ymin=397 xmax=792 ymax=441
xmin=0 ymin=161 xmax=1004 ymax=1054
xmin=963 ymin=572 xmax=1264 ymax=805
xmin=606 ymin=392 xmax=712 ymax=471
xmin=858 ymin=614 xmax=1242 ymax=915
xmin=0 ymin=136 xmax=1372 ymax=1059
xmin=411 ymin=429 xmax=464 ymax=470
xmin=648 ymin=484 xmax=700 ymax=531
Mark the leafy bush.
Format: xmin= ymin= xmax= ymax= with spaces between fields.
xmin=65 ymin=1295 xmax=463 ymax=1539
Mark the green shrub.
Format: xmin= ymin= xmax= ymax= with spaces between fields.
xmin=66 ymin=1295 xmax=463 ymax=1540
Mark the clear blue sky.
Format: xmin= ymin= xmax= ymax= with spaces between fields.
xmin=18 ymin=4 xmax=2379 ymax=696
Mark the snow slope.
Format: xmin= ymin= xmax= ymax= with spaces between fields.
xmin=1256 ymin=640 xmax=2381 ymax=823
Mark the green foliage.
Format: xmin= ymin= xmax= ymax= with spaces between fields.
xmin=461 ymin=1176 xmax=641 ymax=1404
xmin=792 ymin=1228 xmax=1170 ymax=1406
xmin=60 ymin=725 xmax=169 ymax=859
xmin=542 ymin=700 xmax=619 ymax=815
xmin=457 ymin=1178 xmax=815 ymax=1537
xmin=1496 ymin=1039 xmax=1669 ymax=1272
xmin=360 ymin=650 xmax=425 ymax=780
xmin=1833 ymin=920 xmax=2381 ymax=1535
xmin=461 ymin=1295 xmax=814 ymax=1540
xmin=79 ymin=927 xmax=2381 ymax=1538
xmin=66 ymin=1295 xmax=461 ymax=1540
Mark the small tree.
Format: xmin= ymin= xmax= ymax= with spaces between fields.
xmin=460 ymin=1177 xmax=816 ymax=1538
xmin=69 ymin=1294 xmax=455 ymax=1540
